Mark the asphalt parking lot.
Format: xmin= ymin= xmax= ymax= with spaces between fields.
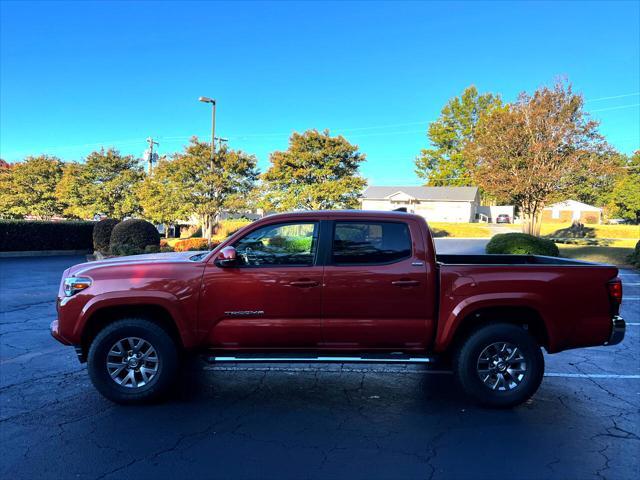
xmin=1 ymin=252 xmax=638 ymax=480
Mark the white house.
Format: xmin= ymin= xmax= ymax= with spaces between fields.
xmin=360 ymin=186 xmax=481 ymax=223
xmin=542 ymin=200 xmax=603 ymax=224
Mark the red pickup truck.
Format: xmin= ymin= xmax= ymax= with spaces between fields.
xmin=51 ymin=211 xmax=625 ymax=407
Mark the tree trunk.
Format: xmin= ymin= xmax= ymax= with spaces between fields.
xmin=201 ymin=212 xmax=219 ymax=243
xmin=164 ymin=224 xmax=169 ymax=238
xmin=521 ymin=209 xmax=543 ymax=236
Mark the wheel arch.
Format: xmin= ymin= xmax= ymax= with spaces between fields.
xmin=79 ymin=304 xmax=185 ymax=362
xmin=436 ymin=299 xmax=552 ymax=354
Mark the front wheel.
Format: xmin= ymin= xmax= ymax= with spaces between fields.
xmin=87 ymin=318 xmax=179 ymax=404
xmin=454 ymin=323 xmax=544 ymax=408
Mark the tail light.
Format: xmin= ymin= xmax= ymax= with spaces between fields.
xmin=607 ymin=278 xmax=622 ymax=314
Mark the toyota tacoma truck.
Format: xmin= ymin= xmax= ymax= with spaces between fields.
xmin=51 ymin=211 xmax=626 ymax=407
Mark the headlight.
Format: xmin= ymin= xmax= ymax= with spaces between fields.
xmin=64 ymin=277 xmax=92 ymax=297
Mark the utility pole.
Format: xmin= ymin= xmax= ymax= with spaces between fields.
xmin=216 ymin=137 xmax=228 ymax=149
xmin=145 ymin=137 xmax=159 ymax=174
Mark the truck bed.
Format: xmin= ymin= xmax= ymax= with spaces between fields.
xmin=436 ymin=254 xmax=603 ymax=266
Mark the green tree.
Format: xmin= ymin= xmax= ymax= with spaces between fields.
xmin=57 ymin=149 xmax=143 ymax=219
xmin=137 ymin=157 xmax=188 ymax=236
xmin=261 ymin=129 xmax=367 ymax=211
xmin=564 ymin=152 xmax=625 ymax=207
xmin=466 ymin=80 xmax=615 ymax=236
xmin=171 ymin=137 xmax=259 ymax=240
xmin=607 ymin=151 xmax=640 ymax=222
xmin=415 ymin=86 xmax=502 ymax=186
xmin=0 ymin=155 xmax=64 ymax=219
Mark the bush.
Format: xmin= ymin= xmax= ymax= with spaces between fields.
xmin=213 ymin=218 xmax=253 ymax=241
xmin=92 ymin=219 xmax=119 ymax=254
xmin=628 ymin=240 xmax=640 ymax=268
xmin=486 ymin=233 xmax=559 ymax=256
xmin=0 ymin=220 xmax=94 ymax=252
xmin=109 ymin=219 xmax=160 ymax=256
xmin=173 ymin=238 xmax=219 ymax=252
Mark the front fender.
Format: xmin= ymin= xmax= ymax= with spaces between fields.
xmin=434 ymin=293 xmax=557 ymax=353
xmin=75 ymin=291 xmax=197 ymax=348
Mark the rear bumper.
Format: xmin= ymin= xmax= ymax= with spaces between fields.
xmin=606 ymin=315 xmax=625 ymax=346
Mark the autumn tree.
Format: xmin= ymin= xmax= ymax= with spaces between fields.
xmin=0 ymin=155 xmax=64 ymax=219
xmin=170 ymin=137 xmax=259 ymax=240
xmin=261 ymin=129 xmax=367 ymax=211
xmin=415 ymin=86 xmax=502 ymax=186
xmin=137 ymin=157 xmax=188 ymax=237
xmin=57 ymin=148 xmax=143 ymax=219
xmin=466 ymin=80 xmax=615 ymax=236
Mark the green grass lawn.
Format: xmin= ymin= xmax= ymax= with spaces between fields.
xmin=542 ymin=223 xmax=639 ymax=239
xmin=557 ymin=244 xmax=635 ymax=266
xmin=429 ymin=222 xmax=492 ymax=238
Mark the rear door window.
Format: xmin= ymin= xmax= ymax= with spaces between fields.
xmin=331 ymin=222 xmax=412 ymax=265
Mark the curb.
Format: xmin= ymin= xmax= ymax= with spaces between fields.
xmin=0 ymin=250 xmax=90 ymax=258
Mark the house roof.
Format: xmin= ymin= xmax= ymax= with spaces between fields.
xmin=362 ymin=186 xmax=479 ymax=202
xmin=544 ymin=199 xmax=602 ymax=212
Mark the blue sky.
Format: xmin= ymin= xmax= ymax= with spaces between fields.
xmin=1 ymin=1 xmax=639 ymax=185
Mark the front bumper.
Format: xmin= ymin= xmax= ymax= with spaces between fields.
xmin=606 ymin=315 xmax=626 ymax=346
xmin=50 ymin=319 xmax=71 ymax=345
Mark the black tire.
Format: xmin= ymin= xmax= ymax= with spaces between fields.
xmin=453 ymin=323 xmax=544 ymax=408
xmin=87 ymin=318 xmax=179 ymax=405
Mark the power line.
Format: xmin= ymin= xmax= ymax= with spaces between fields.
xmin=590 ymin=103 xmax=640 ymax=113
xmin=585 ymin=92 xmax=640 ymax=103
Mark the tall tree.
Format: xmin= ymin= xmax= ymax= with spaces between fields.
xmin=466 ymin=80 xmax=615 ymax=235
xmin=0 ymin=155 xmax=63 ymax=219
xmin=261 ymin=129 xmax=367 ymax=211
xmin=171 ymin=137 xmax=259 ymax=240
xmin=415 ymin=86 xmax=502 ymax=186
xmin=57 ymin=148 xmax=143 ymax=219
xmin=137 ymin=157 xmax=188 ymax=236
xmin=607 ymin=151 xmax=640 ymax=222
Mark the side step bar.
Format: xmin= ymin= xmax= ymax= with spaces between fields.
xmin=204 ymin=354 xmax=435 ymax=364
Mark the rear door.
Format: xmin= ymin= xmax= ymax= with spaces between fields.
xmin=321 ymin=219 xmax=434 ymax=350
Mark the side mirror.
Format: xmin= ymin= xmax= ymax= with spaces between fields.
xmin=215 ymin=246 xmax=237 ymax=267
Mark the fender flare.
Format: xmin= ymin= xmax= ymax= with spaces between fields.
xmin=435 ymin=293 xmax=557 ymax=353
xmin=75 ymin=291 xmax=197 ymax=348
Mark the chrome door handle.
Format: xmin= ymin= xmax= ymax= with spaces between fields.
xmin=290 ymin=280 xmax=320 ymax=288
xmin=392 ymin=280 xmax=420 ymax=287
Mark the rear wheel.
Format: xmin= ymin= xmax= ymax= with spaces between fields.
xmin=454 ymin=323 xmax=544 ymax=408
xmin=87 ymin=318 xmax=179 ymax=404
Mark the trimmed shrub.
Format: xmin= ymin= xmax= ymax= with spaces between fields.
xmin=629 ymin=240 xmax=640 ymax=268
xmin=92 ymin=219 xmax=119 ymax=254
xmin=0 ymin=220 xmax=94 ymax=252
xmin=109 ymin=219 xmax=160 ymax=256
xmin=486 ymin=233 xmax=559 ymax=257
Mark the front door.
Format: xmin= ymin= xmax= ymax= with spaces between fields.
xmin=321 ymin=219 xmax=434 ymax=350
xmin=199 ymin=221 xmax=323 ymax=349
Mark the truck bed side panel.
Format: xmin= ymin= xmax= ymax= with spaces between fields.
xmin=435 ymin=264 xmax=618 ymax=353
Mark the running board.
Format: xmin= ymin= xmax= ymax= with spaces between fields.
xmin=204 ymin=353 xmax=435 ymax=364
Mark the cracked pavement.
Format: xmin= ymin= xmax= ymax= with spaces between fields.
xmin=1 ymin=255 xmax=638 ymax=479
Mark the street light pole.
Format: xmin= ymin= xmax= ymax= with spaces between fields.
xmin=199 ymin=96 xmax=216 ymax=164
xmin=198 ymin=96 xmax=217 ymax=242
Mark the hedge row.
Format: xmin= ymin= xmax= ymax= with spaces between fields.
xmin=0 ymin=220 xmax=95 ymax=252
